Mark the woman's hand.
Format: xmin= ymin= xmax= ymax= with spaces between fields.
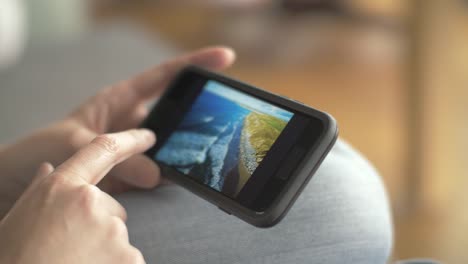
xmin=67 ymin=46 xmax=235 ymax=193
xmin=0 ymin=129 xmax=155 ymax=264
xmin=0 ymin=47 xmax=235 ymax=217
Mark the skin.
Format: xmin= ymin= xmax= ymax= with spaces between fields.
xmin=0 ymin=46 xmax=236 ymax=263
xmin=0 ymin=129 xmax=154 ymax=264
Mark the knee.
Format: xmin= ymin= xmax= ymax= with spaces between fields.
xmin=291 ymin=139 xmax=393 ymax=263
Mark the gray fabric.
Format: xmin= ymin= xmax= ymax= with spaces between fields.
xmin=117 ymin=139 xmax=393 ymax=264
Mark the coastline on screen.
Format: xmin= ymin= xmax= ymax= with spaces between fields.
xmin=155 ymin=80 xmax=294 ymax=198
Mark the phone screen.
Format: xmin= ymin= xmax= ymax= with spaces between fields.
xmin=154 ymin=80 xmax=294 ymax=198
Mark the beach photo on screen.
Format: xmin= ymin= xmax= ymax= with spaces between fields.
xmin=155 ymin=81 xmax=294 ymax=197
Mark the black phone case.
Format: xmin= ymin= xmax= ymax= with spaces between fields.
xmin=144 ymin=66 xmax=338 ymax=228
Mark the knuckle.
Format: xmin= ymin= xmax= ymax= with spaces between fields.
xmin=108 ymin=217 xmax=128 ymax=239
xmin=124 ymin=248 xmax=145 ymax=264
xmin=76 ymin=185 xmax=99 ymax=216
xmin=92 ymin=134 xmax=119 ymax=154
xmin=39 ymin=177 xmax=62 ymax=201
xmin=120 ymin=206 xmax=128 ymax=222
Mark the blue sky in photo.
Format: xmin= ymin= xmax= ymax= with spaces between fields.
xmin=204 ymin=81 xmax=294 ymax=121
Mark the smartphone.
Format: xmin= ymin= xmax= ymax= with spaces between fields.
xmin=142 ymin=66 xmax=338 ymax=227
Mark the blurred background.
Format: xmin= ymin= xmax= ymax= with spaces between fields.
xmin=0 ymin=0 xmax=467 ymax=262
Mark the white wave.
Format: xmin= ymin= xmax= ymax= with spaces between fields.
xmin=156 ymin=131 xmax=219 ymax=166
xmin=207 ymin=123 xmax=236 ymax=190
xmin=202 ymin=116 xmax=214 ymax=123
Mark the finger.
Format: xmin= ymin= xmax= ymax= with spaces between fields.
xmin=54 ymin=129 xmax=156 ymax=185
xmin=32 ymin=162 xmax=54 ymax=186
xmin=89 ymin=47 xmax=235 ymax=133
xmin=26 ymin=162 xmax=55 ymax=194
xmin=36 ymin=162 xmax=55 ymax=179
xmin=72 ymin=47 xmax=235 ymax=133
xmin=97 ymin=176 xmax=136 ymax=194
xmin=110 ymin=104 xmax=149 ymax=132
xmin=128 ymin=46 xmax=236 ymax=101
xmin=97 ymin=188 xmax=128 ymax=222
xmin=109 ymin=216 xmax=129 ymax=243
xmin=109 ymin=154 xmax=161 ymax=189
